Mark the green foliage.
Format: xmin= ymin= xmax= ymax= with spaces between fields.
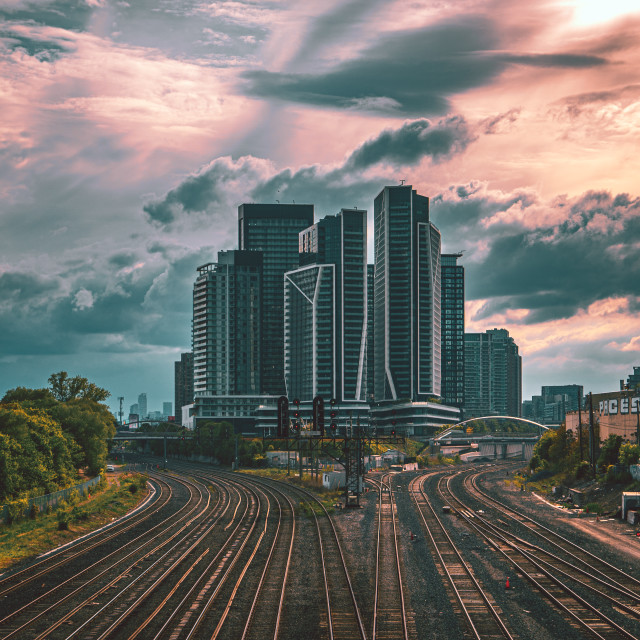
xmin=0 ymin=405 xmax=78 ymax=503
xmin=51 ymin=400 xmax=116 ymax=475
xmin=597 ymin=435 xmax=623 ymax=473
xmin=6 ymin=498 xmax=28 ymax=525
xmin=529 ymin=454 xmax=542 ymax=472
xmin=48 ymin=371 xmax=110 ymax=402
xmin=585 ymin=502 xmax=602 ymax=515
xmin=575 ymin=460 xmax=591 ymax=479
xmin=56 ymin=499 xmax=70 ymax=530
xmin=619 ymin=443 xmax=640 ymax=466
xmin=1 ymin=387 xmax=57 ymax=409
xmin=0 ymin=373 xmax=115 ymax=501
xmin=604 ymin=464 xmax=631 ymax=484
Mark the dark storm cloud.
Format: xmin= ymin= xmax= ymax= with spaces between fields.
xmin=143 ymin=156 xmax=267 ymax=225
xmin=504 ymin=53 xmax=607 ymax=68
xmin=243 ymin=16 xmax=609 ymax=115
xmin=0 ymin=271 xmax=60 ymax=304
xmin=345 ymin=117 xmax=475 ymax=170
xmin=243 ymin=16 xmax=503 ymax=115
xmin=0 ymin=246 xmax=213 ymax=358
xmin=108 ymin=252 xmax=137 ymax=269
xmin=145 ymin=116 xmax=477 ymax=226
xmin=0 ymin=1 xmax=92 ymax=31
xmin=0 ymin=32 xmax=72 ymax=60
xmin=432 ymin=188 xmax=640 ymax=323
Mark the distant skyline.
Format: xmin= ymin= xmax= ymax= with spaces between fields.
xmin=1 ymin=1 xmax=639 ymax=418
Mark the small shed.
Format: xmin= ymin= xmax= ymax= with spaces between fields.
xmin=622 ymin=492 xmax=640 ymax=519
xmin=568 ymin=488 xmax=585 ymax=507
xmin=323 ymin=471 xmax=346 ymax=491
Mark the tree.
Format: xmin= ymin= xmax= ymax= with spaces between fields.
xmin=1 ymin=387 xmax=57 ymax=409
xmin=51 ymin=399 xmax=116 ymax=475
xmin=0 ymin=405 xmax=79 ymax=502
xmin=48 ymin=372 xmax=110 ymax=403
xmin=619 ymin=443 xmax=640 ymax=466
xmin=597 ymin=434 xmax=623 ymax=472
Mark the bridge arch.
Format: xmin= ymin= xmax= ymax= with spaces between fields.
xmin=435 ymin=416 xmax=549 ymax=441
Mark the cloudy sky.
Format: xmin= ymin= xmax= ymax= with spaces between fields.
xmin=1 ymin=0 xmax=639 ymax=418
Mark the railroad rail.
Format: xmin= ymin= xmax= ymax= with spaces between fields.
xmin=409 ymin=472 xmax=516 ymax=640
xmin=372 ymin=473 xmax=410 ymax=640
xmin=439 ymin=467 xmax=640 ymax=640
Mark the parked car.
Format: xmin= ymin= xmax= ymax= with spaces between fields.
xmin=106 ymin=465 xmax=115 ymax=472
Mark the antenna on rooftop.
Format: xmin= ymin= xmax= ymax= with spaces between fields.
xmin=399 ymin=179 xmax=406 ymax=185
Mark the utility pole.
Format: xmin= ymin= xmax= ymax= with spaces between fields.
xmin=577 ymin=389 xmax=583 ymax=461
xmin=588 ymin=392 xmax=596 ymax=476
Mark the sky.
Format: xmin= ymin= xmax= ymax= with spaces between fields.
xmin=1 ymin=0 xmax=639 ymax=418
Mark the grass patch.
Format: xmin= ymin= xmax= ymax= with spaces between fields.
xmin=238 ymin=468 xmax=342 ymax=512
xmin=0 ymin=474 xmax=148 ymax=571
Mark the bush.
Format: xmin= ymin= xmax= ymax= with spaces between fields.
xmin=71 ymin=506 xmax=89 ymax=521
xmin=619 ymin=443 xmax=640 ymax=466
xmin=6 ymin=498 xmax=28 ymax=525
xmin=529 ymin=454 xmax=542 ymax=472
xmin=585 ymin=502 xmax=602 ymax=515
xmin=605 ymin=464 xmax=632 ymax=484
xmin=29 ymin=503 xmax=38 ymax=520
xmin=128 ymin=483 xmax=138 ymax=494
xmin=574 ymin=460 xmax=591 ymax=480
xmin=529 ymin=468 xmax=554 ymax=482
xmin=56 ymin=500 xmax=71 ymax=530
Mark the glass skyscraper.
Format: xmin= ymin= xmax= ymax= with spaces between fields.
xmin=464 ymin=328 xmax=522 ymax=418
xmin=373 ymin=185 xmax=442 ymax=402
xmin=441 ymin=253 xmax=465 ymax=408
xmin=239 ymin=203 xmax=314 ymax=395
xmin=284 ymin=209 xmax=368 ymax=404
xmin=192 ymin=250 xmax=262 ymax=396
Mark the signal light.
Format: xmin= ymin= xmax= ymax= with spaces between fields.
xmin=277 ymin=396 xmax=289 ymax=438
xmin=313 ymin=396 xmax=325 ymax=436
xmin=330 ymin=422 xmax=337 ymax=433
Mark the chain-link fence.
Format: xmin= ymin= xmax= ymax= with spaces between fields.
xmin=1 ymin=475 xmax=102 ymax=523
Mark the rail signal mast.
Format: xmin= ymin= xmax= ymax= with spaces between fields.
xmin=265 ymin=396 xmax=404 ymax=507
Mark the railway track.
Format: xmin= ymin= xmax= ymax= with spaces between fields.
xmin=195 ymin=466 xmax=368 ymax=640
xmin=0 ymin=472 xmax=217 ymax=639
xmin=372 ymin=473 xmax=410 ymax=640
xmin=439 ymin=467 xmax=640 ymax=640
xmin=0 ymin=473 xmax=166 ymax=600
xmin=409 ymin=471 xmax=516 ymax=640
